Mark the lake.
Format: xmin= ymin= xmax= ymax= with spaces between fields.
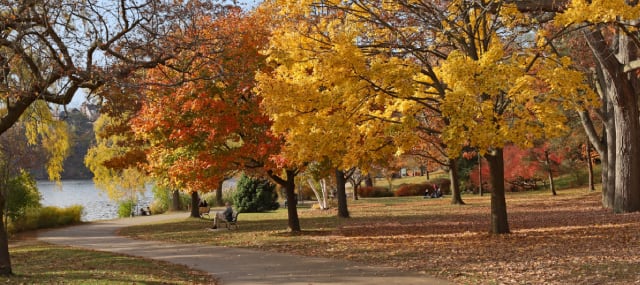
xmin=37 ymin=180 xmax=154 ymax=222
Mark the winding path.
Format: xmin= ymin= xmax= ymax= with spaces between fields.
xmin=38 ymin=212 xmax=451 ymax=285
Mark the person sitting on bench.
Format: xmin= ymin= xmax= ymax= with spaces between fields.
xmin=211 ymin=202 xmax=234 ymax=229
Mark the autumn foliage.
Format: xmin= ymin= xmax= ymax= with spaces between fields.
xmin=132 ymin=8 xmax=279 ymax=193
xmin=469 ymin=144 xmax=564 ymax=191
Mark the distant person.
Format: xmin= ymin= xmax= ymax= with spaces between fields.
xmin=139 ymin=207 xmax=151 ymax=216
xmin=432 ymin=185 xmax=442 ymax=198
xmin=211 ymin=202 xmax=234 ymax=229
xmin=199 ymin=199 xmax=208 ymax=208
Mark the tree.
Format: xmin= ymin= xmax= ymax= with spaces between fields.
xmin=0 ymin=101 xmax=69 ymax=275
xmin=552 ymin=0 xmax=640 ymax=212
xmin=268 ymin=0 xmax=596 ymax=234
xmin=0 ymin=0 xmax=214 ymax=275
xmin=509 ymin=0 xmax=640 ymax=213
xmin=85 ymin=114 xmax=148 ymax=210
xmin=257 ymin=1 xmax=413 ymax=218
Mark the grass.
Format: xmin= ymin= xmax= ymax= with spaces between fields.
xmin=121 ymin=186 xmax=640 ymax=284
xmin=7 ymin=239 xmax=217 ymax=284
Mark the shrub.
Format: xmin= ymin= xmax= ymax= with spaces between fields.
xmin=6 ymin=170 xmax=42 ymax=222
xmin=150 ymin=185 xmax=171 ymax=214
xmin=395 ymin=183 xmax=431 ymax=197
xmin=233 ymin=174 xmax=280 ymax=212
xmin=9 ymin=205 xmax=82 ymax=233
xmin=359 ymin=186 xmax=393 ymax=198
xmin=118 ymin=200 xmax=136 ymax=218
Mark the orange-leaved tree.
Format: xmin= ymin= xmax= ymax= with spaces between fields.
xmin=132 ymin=7 xmax=284 ymax=218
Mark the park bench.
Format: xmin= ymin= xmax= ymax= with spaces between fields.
xmin=223 ymin=211 xmax=239 ymax=230
xmin=199 ymin=206 xmax=211 ymax=218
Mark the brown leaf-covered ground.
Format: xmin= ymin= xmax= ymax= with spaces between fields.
xmin=122 ymin=188 xmax=640 ymax=284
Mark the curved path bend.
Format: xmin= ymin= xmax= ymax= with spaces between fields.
xmin=38 ymin=212 xmax=452 ymax=285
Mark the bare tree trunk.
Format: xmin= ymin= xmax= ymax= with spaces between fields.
xmin=425 ymin=160 xmax=430 ymax=180
xmin=190 ymin=192 xmax=200 ymax=218
xmin=478 ymin=153 xmax=484 ymax=196
xmin=336 ymin=169 xmax=350 ymax=218
xmin=485 ymin=149 xmax=510 ymax=234
xmin=579 ymin=49 xmax=615 ymax=209
xmin=544 ymin=150 xmax=557 ymax=196
xmin=586 ymin=141 xmax=595 ymax=191
xmin=171 ymin=189 xmax=181 ymax=211
xmin=352 ymin=182 xmax=360 ymax=201
xmin=365 ymin=174 xmax=373 ymax=187
xmin=449 ymin=158 xmax=465 ymax=205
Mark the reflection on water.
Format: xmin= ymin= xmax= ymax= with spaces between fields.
xmin=37 ymin=180 xmax=153 ymax=222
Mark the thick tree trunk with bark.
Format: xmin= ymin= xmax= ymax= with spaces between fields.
xmin=190 ymin=192 xmax=200 ymax=218
xmin=171 ymin=189 xmax=181 ymax=211
xmin=268 ymin=169 xmax=301 ymax=231
xmin=485 ymin=149 xmax=510 ymax=234
xmin=612 ymin=104 xmax=640 ymax=212
xmin=448 ymin=158 xmax=465 ymax=205
xmin=336 ymin=170 xmax=350 ymax=218
xmin=585 ymin=29 xmax=640 ymax=213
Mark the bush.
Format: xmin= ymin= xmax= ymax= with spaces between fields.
xmin=150 ymin=185 xmax=171 ymax=214
xmin=118 ymin=200 xmax=136 ymax=218
xmin=5 ymin=170 xmax=41 ymax=222
xmin=9 ymin=205 xmax=83 ymax=233
xmin=233 ymin=174 xmax=280 ymax=213
xmin=359 ymin=186 xmax=393 ymax=198
xmin=395 ymin=183 xmax=431 ymax=197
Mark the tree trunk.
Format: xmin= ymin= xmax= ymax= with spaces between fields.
xmin=586 ymin=141 xmax=595 ymax=191
xmin=544 ymin=150 xmax=557 ymax=196
xmin=425 ymin=160 xmax=430 ymax=180
xmin=612 ymin=98 xmax=640 ymax=212
xmin=190 ymin=192 xmax=200 ymax=218
xmin=215 ymin=179 xmax=224 ymax=206
xmin=585 ymin=29 xmax=640 ymax=213
xmin=0 ymin=191 xmax=12 ymax=275
xmin=171 ymin=189 xmax=181 ymax=211
xmin=336 ymin=169 xmax=350 ymax=218
xmin=448 ymin=158 xmax=465 ymax=205
xmin=352 ymin=182 xmax=359 ymax=201
xmin=365 ymin=174 xmax=373 ymax=187
xmin=268 ymin=169 xmax=301 ymax=231
xmin=485 ymin=149 xmax=510 ymax=234
xmin=478 ymin=153 xmax=484 ymax=196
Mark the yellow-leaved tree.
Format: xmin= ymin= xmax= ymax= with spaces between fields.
xmin=85 ymin=114 xmax=148 ymax=210
xmin=263 ymin=0 xmax=597 ymax=234
xmin=257 ymin=1 xmax=416 ymax=218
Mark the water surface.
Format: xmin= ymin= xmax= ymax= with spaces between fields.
xmin=37 ymin=180 xmax=153 ymax=222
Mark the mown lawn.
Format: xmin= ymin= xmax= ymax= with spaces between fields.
xmin=7 ymin=240 xmax=217 ymax=284
xmin=120 ymin=187 xmax=640 ymax=284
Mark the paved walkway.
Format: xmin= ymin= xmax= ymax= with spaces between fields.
xmin=38 ymin=212 xmax=452 ymax=285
